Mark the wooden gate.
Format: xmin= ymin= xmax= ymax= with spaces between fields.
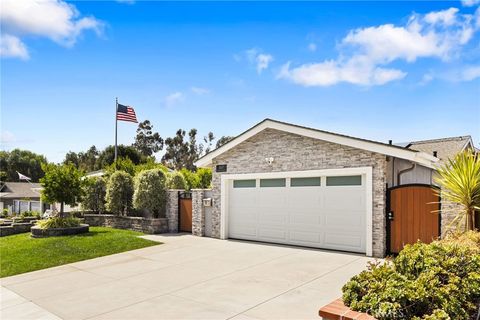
xmin=387 ymin=184 xmax=440 ymax=254
xmin=179 ymin=192 xmax=192 ymax=233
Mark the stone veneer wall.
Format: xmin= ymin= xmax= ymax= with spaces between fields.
xmin=166 ymin=190 xmax=181 ymax=233
xmin=84 ymin=214 xmax=168 ymax=234
xmin=0 ymin=222 xmax=35 ymax=237
xmin=210 ymin=128 xmax=388 ymax=258
xmin=192 ymin=189 xmax=205 ymax=236
xmin=440 ymin=198 xmax=465 ymax=235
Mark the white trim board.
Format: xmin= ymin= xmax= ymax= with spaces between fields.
xmin=220 ymin=167 xmax=374 ymax=257
xmin=196 ymin=119 xmax=438 ymax=168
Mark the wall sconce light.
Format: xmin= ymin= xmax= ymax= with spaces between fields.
xmin=265 ymin=157 xmax=274 ymax=165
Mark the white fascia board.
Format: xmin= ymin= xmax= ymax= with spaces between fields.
xmin=195 ymin=120 xmax=439 ymax=168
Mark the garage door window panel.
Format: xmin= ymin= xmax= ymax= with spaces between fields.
xmin=326 ymin=175 xmax=362 ymax=186
xmin=233 ymin=179 xmax=256 ymax=188
xmin=260 ymin=178 xmax=286 ymax=187
xmin=291 ymin=177 xmax=321 ymax=187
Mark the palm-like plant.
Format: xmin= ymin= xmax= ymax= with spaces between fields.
xmin=435 ymin=150 xmax=480 ymax=231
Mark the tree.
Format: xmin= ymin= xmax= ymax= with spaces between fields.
xmin=40 ymin=163 xmax=84 ymax=217
xmin=0 ymin=149 xmax=48 ymax=182
xmin=162 ymin=129 xmax=214 ymax=170
xmin=97 ymin=145 xmax=146 ymax=168
xmin=435 ymin=150 xmax=480 ymax=231
xmin=105 ymin=171 xmax=134 ymax=216
xmin=133 ymin=120 xmax=164 ymax=157
xmin=166 ymin=172 xmax=187 ymax=190
xmin=105 ymin=157 xmax=137 ymax=176
xmin=81 ymin=177 xmax=107 ymax=213
xmin=216 ymin=136 xmax=234 ymax=149
xmin=133 ymin=169 xmax=167 ymax=218
xmin=64 ymin=146 xmax=100 ymax=172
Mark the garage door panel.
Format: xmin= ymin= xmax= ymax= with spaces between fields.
xmin=289 ymin=231 xmax=322 ymax=245
xmin=258 ymin=228 xmax=287 ymax=241
xmin=290 ymin=213 xmax=322 ymax=225
xmin=324 ymin=232 xmax=364 ymax=252
xmin=323 ymin=190 xmax=365 ymax=210
xmin=228 ymin=172 xmax=367 ymax=254
xmin=324 ymin=211 xmax=364 ymax=228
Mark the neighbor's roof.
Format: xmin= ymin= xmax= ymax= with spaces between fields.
xmin=195 ymin=119 xmax=439 ymax=168
xmin=0 ymin=182 xmax=42 ymax=199
xmin=407 ymin=136 xmax=473 ymax=163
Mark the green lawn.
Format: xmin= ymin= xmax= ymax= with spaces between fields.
xmin=0 ymin=227 xmax=160 ymax=278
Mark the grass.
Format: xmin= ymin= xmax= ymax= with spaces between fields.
xmin=0 ymin=227 xmax=160 ymax=277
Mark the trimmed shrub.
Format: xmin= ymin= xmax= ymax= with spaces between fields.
xmin=342 ymin=232 xmax=480 ymax=319
xmin=81 ymin=177 xmax=106 ymax=213
xmin=19 ymin=210 xmax=41 ymax=219
xmin=166 ymin=172 xmax=187 ymax=190
xmin=105 ymin=171 xmax=134 ymax=216
xmin=133 ymin=169 xmax=167 ymax=218
xmin=197 ymin=167 xmax=212 ymax=189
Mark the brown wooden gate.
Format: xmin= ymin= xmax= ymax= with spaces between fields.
xmin=387 ymin=184 xmax=440 ymax=254
xmin=179 ymin=192 xmax=192 ymax=233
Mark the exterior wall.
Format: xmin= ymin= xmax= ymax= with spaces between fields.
xmin=166 ymin=190 xmax=180 ymax=232
xmin=210 ymin=128 xmax=388 ymax=257
xmin=204 ymin=190 xmax=213 ymax=237
xmin=386 ymin=158 xmax=434 ymax=188
xmin=192 ymin=189 xmax=205 ymax=236
xmin=84 ymin=214 xmax=168 ymax=234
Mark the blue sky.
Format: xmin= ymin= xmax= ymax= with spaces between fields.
xmin=1 ymin=1 xmax=479 ymax=163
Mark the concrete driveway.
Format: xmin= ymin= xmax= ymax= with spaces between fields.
xmin=1 ymin=234 xmax=374 ymax=320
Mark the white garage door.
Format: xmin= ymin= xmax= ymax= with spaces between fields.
xmin=227 ymin=173 xmax=367 ymax=253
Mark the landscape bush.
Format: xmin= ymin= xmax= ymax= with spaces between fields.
xmin=166 ymin=172 xmax=187 ymax=190
xmin=133 ymin=169 xmax=167 ymax=218
xmin=19 ymin=210 xmax=41 ymax=219
xmin=36 ymin=217 xmax=81 ymax=229
xmin=342 ymin=231 xmax=480 ymax=319
xmin=105 ymin=171 xmax=134 ymax=216
xmin=179 ymin=168 xmax=200 ymax=190
xmin=81 ymin=177 xmax=107 ymax=213
xmin=196 ymin=167 xmax=212 ymax=188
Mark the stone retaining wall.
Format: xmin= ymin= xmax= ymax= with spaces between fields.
xmin=84 ymin=214 xmax=168 ymax=234
xmin=0 ymin=222 xmax=35 ymax=237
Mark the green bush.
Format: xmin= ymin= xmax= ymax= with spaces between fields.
xmin=105 ymin=171 xmax=134 ymax=216
xmin=19 ymin=211 xmax=40 ymax=219
xmin=81 ymin=177 xmax=107 ymax=213
xmin=166 ymin=172 xmax=187 ymax=190
xmin=134 ymin=158 xmax=169 ymax=174
xmin=180 ymin=168 xmax=200 ymax=191
xmin=1 ymin=209 xmax=9 ymax=218
xmin=104 ymin=157 xmax=136 ymax=176
xmin=133 ymin=169 xmax=167 ymax=218
xmin=36 ymin=217 xmax=81 ymax=229
xmin=342 ymin=232 xmax=480 ymax=319
xmin=197 ymin=167 xmax=212 ymax=188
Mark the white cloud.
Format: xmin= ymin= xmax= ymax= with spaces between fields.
xmin=307 ymin=43 xmax=317 ymax=52
xmin=460 ymin=65 xmax=480 ymax=80
xmin=0 ymin=34 xmax=29 ymax=59
xmin=0 ymin=131 xmax=16 ymax=144
xmin=462 ymin=0 xmax=480 ymax=7
xmin=278 ymin=7 xmax=479 ymax=87
xmin=240 ymin=48 xmax=274 ymax=74
xmin=0 ymin=0 xmax=103 ymax=59
xmin=165 ymin=92 xmax=185 ymax=108
xmin=191 ymin=87 xmax=210 ymax=95
xmin=256 ymin=53 xmax=274 ymax=74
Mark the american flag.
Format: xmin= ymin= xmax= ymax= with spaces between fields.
xmin=116 ymin=104 xmax=138 ymax=123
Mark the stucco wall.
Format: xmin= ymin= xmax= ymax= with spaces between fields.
xmin=210 ymin=128 xmax=388 ymax=257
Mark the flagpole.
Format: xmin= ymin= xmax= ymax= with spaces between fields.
xmin=114 ymin=97 xmax=118 ymax=169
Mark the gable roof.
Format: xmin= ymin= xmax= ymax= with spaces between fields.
xmin=195 ymin=119 xmax=439 ymax=168
xmin=0 ymin=182 xmax=42 ymax=199
xmin=406 ymin=136 xmax=473 ymax=164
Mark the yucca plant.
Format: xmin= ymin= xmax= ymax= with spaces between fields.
xmin=435 ymin=150 xmax=480 ymax=231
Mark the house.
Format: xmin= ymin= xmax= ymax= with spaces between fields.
xmin=0 ymin=182 xmax=49 ymax=214
xmin=194 ymin=119 xmax=475 ymax=258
